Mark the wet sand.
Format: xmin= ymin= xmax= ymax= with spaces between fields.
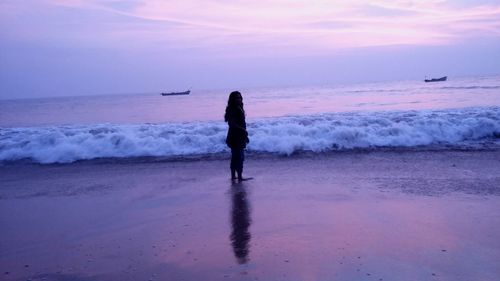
xmin=1 ymin=150 xmax=500 ymax=281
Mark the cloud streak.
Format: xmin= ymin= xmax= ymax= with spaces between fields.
xmin=2 ymin=0 xmax=500 ymax=56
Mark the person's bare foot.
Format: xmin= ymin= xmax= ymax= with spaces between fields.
xmin=238 ymin=177 xmax=253 ymax=182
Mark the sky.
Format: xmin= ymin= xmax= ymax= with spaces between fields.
xmin=1 ymin=0 xmax=500 ymax=99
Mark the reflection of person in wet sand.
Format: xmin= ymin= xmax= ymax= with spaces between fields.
xmin=230 ymin=185 xmax=251 ymax=264
xmin=224 ymin=91 xmax=250 ymax=182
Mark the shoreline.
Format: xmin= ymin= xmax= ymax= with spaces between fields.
xmin=2 ymin=144 xmax=500 ymax=167
xmin=1 ymin=149 xmax=499 ymax=280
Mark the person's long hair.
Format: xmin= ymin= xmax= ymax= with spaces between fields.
xmin=225 ymin=91 xmax=245 ymax=122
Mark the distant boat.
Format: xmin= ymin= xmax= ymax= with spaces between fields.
xmin=161 ymin=90 xmax=190 ymax=96
xmin=424 ymin=76 xmax=447 ymax=83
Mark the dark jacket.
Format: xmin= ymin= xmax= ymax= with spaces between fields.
xmin=225 ymin=106 xmax=249 ymax=149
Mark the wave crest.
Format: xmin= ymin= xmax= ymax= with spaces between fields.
xmin=1 ymin=107 xmax=499 ymax=163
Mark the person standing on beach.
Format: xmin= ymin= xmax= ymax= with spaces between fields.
xmin=225 ymin=91 xmax=249 ymax=181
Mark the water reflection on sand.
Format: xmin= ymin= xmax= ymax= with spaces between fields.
xmin=229 ymin=183 xmax=252 ymax=264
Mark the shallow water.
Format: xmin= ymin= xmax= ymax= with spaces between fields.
xmin=1 ymin=151 xmax=499 ymax=281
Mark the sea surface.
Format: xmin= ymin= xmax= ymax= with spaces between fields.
xmin=1 ymin=76 xmax=499 ymax=163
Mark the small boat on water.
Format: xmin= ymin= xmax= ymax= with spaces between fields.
xmin=161 ymin=90 xmax=190 ymax=96
xmin=424 ymin=76 xmax=447 ymax=83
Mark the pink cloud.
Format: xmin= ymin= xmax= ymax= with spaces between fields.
xmin=2 ymin=0 xmax=500 ymax=56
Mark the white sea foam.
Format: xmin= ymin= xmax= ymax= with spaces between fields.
xmin=1 ymin=107 xmax=499 ymax=163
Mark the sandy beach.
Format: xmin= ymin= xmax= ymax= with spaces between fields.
xmin=1 ymin=150 xmax=500 ymax=281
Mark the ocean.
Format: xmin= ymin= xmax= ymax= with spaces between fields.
xmin=1 ymin=75 xmax=499 ymax=163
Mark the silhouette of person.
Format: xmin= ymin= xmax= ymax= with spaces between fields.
xmin=230 ymin=185 xmax=251 ymax=264
xmin=224 ymin=91 xmax=249 ymax=181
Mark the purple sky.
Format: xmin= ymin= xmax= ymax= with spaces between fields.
xmin=1 ymin=0 xmax=500 ymax=99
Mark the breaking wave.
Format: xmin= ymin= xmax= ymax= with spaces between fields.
xmin=1 ymin=107 xmax=499 ymax=163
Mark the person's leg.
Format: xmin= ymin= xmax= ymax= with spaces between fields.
xmin=230 ymin=149 xmax=237 ymax=179
xmin=236 ymin=149 xmax=245 ymax=180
